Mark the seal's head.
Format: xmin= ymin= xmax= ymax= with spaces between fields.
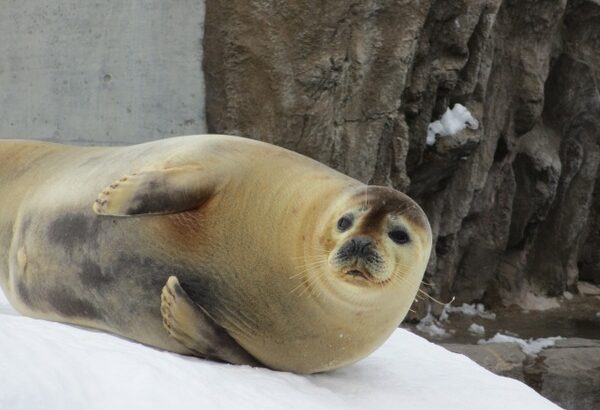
xmin=311 ymin=185 xmax=432 ymax=300
xmin=271 ymin=184 xmax=433 ymax=372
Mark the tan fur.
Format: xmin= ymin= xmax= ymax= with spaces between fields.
xmin=0 ymin=135 xmax=432 ymax=373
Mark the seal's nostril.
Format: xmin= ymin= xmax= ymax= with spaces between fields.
xmin=347 ymin=236 xmax=374 ymax=258
xmin=360 ymin=241 xmax=372 ymax=255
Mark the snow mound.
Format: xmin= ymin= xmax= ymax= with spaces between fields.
xmin=427 ymin=103 xmax=479 ymax=145
xmin=479 ymin=333 xmax=562 ymax=356
xmin=0 ymin=291 xmax=559 ymax=410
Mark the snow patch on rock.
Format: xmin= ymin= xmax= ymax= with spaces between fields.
xmin=442 ymin=303 xmax=496 ymax=320
xmin=519 ymin=293 xmax=560 ymax=311
xmin=479 ymin=333 xmax=562 ymax=356
xmin=426 ymin=103 xmax=479 ymax=146
xmin=416 ymin=310 xmax=452 ymax=338
xmin=468 ymin=323 xmax=486 ymax=336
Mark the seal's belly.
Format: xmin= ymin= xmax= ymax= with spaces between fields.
xmin=8 ymin=206 xmax=190 ymax=353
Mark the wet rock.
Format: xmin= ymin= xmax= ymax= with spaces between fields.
xmin=537 ymin=339 xmax=600 ymax=410
xmin=442 ymin=338 xmax=600 ymax=409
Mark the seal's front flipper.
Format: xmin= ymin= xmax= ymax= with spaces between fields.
xmin=93 ymin=165 xmax=218 ymax=216
xmin=160 ymin=276 xmax=259 ymax=366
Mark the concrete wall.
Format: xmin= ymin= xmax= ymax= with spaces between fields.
xmin=0 ymin=0 xmax=206 ymax=145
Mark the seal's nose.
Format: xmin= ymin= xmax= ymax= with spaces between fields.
xmin=341 ymin=236 xmax=375 ymax=258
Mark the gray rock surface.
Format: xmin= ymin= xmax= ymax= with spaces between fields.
xmin=444 ymin=338 xmax=600 ymax=410
xmin=538 ymin=339 xmax=600 ymax=410
xmin=0 ymin=0 xmax=207 ymax=145
xmin=203 ymin=0 xmax=600 ymax=308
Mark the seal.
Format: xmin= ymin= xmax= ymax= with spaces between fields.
xmin=0 ymin=135 xmax=432 ymax=373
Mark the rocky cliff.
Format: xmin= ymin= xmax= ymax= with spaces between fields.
xmin=203 ymin=0 xmax=600 ymax=310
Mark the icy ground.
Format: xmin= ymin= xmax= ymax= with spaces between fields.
xmin=0 ymin=290 xmax=560 ymax=410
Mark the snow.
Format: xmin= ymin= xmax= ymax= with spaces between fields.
xmin=0 ymin=290 xmax=560 ymax=410
xmin=416 ymin=310 xmax=451 ymax=338
xmin=518 ymin=293 xmax=560 ymax=311
xmin=578 ymin=281 xmax=600 ymax=296
xmin=479 ymin=333 xmax=562 ymax=356
xmin=426 ymin=103 xmax=479 ymax=145
xmin=443 ymin=303 xmax=496 ymax=320
xmin=468 ymin=323 xmax=486 ymax=336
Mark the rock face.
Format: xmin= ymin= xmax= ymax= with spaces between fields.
xmin=444 ymin=339 xmax=600 ymax=410
xmin=203 ymin=0 xmax=600 ymax=307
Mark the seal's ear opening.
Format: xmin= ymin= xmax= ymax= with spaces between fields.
xmin=93 ymin=165 xmax=218 ymax=217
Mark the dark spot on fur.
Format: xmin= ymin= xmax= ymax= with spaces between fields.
xmin=17 ymin=281 xmax=31 ymax=305
xmin=47 ymin=289 xmax=100 ymax=319
xmin=106 ymin=253 xmax=222 ymax=322
xmin=113 ymin=253 xmax=173 ymax=290
xmin=352 ymin=187 xmax=429 ymax=234
xmin=127 ymin=190 xmax=180 ymax=215
xmin=123 ymin=171 xmax=212 ymax=215
xmin=79 ymin=258 xmax=113 ymax=288
xmin=18 ymin=280 xmax=99 ymax=320
xmin=47 ymin=213 xmax=101 ymax=250
xmin=177 ymin=271 xmax=222 ymax=317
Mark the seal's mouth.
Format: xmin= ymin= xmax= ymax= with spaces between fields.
xmin=345 ymin=269 xmax=374 ymax=282
xmin=343 ymin=268 xmax=393 ymax=287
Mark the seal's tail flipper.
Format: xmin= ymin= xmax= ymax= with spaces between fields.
xmin=93 ymin=165 xmax=218 ymax=217
xmin=160 ymin=276 xmax=259 ymax=366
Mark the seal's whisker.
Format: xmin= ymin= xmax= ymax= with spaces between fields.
xmin=293 ymin=258 xmax=328 ymax=270
xmin=290 ymin=265 xmax=325 ymax=295
xmin=290 ymin=278 xmax=309 ymax=295
xmin=292 ymin=251 xmax=329 ymax=263
xmin=296 ymin=256 xmax=329 ymax=266
xmin=290 ymin=259 xmax=328 ymax=279
xmin=393 ymin=202 xmax=417 ymax=218
xmin=220 ymin=303 xmax=257 ymax=335
xmin=314 ymin=271 xmax=326 ymax=299
xmin=297 ymin=272 xmax=322 ymax=298
xmin=389 ymin=270 xmax=423 ymax=289
xmin=393 ymin=262 xmax=415 ymax=270
xmin=217 ymin=308 xmax=254 ymax=338
xmin=291 ymin=252 xmax=327 ymax=261
xmin=417 ymin=289 xmax=454 ymax=305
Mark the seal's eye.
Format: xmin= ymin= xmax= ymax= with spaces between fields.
xmin=337 ymin=215 xmax=353 ymax=232
xmin=389 ymin=229 xmax=410 ymax=245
